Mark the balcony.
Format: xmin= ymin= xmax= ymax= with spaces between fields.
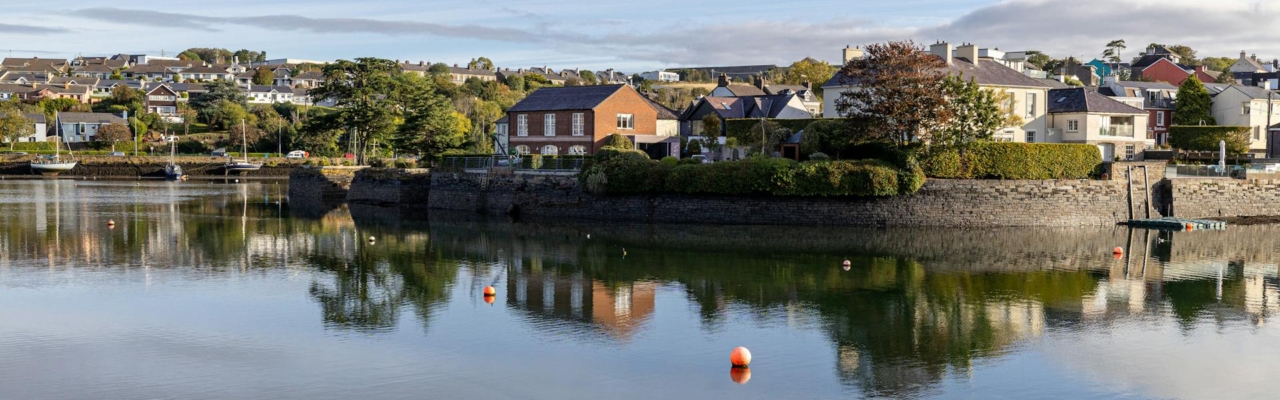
xmin=1100 ymin=125 xmax=1135 ymax=137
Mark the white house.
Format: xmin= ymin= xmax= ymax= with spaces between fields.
xmin=245 ymin=85 xmax=296 ymax=104
xmin=641 ymin=71 xmax=680 ymax=82
xmin=57 ymin=112 xmax=127 ymax=143
xmin=1209 ymin=85 xmax=1280 ymax=154
xmin=1 ymin=113 xmax=47 ymax=143
xmin=1046 ymin=87 xmax=1152 ymax=161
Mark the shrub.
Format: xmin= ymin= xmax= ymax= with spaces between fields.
xmin=1168 ymin=125 xmax=1250 ymax=154
xmin=581 ymin=156 xmax=919 ymax=197
xmin=595 ymin=146 xmax=649 ymax=162
xmin=659 ymin=156 xmax=679 ymax=166
xmin=809 ymin=152 xmax=830 ymax=161
xmin=369 ymin=158 xmax=389 ymax=168
xmin=922 ymin=142 xmax=1101 ymax=180
xmin=8 ymin=142 xmax=57 ymax=152
xmin=603 ymin=133 xmax=634 ymax=150
xmin=394 ymin=158 xmax=418 ymax=168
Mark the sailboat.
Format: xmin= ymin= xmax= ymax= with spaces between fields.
xmin=30 ymin=112 xmax=79 ymax=176
xmin=225 ymin=119 xmax=262 ymax=174
xmin=164 ymin=136 xmax=183 ymax=180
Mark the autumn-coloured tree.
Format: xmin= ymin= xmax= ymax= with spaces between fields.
xmin=834 ymin=41 xmax=951 ymax=145
xmin=95 ymin=124 xmax=132 ymax=151
xmin=252 ymin=67 xmax=274 ymax=86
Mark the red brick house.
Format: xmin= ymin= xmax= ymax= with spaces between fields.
xmin=505 ymin=85 xmax=662 ymax=156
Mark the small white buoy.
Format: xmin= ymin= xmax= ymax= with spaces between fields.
xmin=368 ymin=236 xmax=376 ymax=244
xmin=586 ymin=234 xmax=591 ymax=239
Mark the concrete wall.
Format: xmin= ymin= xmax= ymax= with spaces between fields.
xmin=428 ymin=170 xmax=1161 ymax=227
xmin=0 ymin=155 xmax=296 ymax=177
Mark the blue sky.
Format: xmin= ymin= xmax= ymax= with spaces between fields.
xmin=2 ymin=0 xmax=1276 ymax=72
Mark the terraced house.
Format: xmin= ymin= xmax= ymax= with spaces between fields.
xmin=504 ymin=85 xmax=665 ymax=156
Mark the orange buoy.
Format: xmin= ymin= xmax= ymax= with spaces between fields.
xmin=107 ymin=219 xmax=115 ymax=226
xmin=1113 ymin=253 xmax=1123 ymax=260
xmin=1185 ymin=223 xmax=1194 ymax=231
xmin=1113 ymin=247 xmax=1123 ymax=255
xmin=483 ymin=295 xmax=495 ymax=305
xmin=730 ymin=347 xmax=752 ymax=367
xmin=729 ymin=367 xmax=752 ymax=385
xmin=483 ymin=286 xmax=496 ymax=296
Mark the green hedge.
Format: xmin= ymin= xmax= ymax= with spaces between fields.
xmin=5 ymin=142 xmax=58 ymax=151
xmin=582 ymin=156 xmax=923 ymax=197
xmin=1168 ymin=125 xmax=1250 ymax=155
xmin=922 ymin=142 xmax=1102 ymax=179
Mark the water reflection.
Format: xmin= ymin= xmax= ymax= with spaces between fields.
xmin=2 ymin=180 xmax=1280 ymax=398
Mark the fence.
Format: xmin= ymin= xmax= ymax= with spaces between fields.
xmin=439 ymin=155 xmax=584 ymax=172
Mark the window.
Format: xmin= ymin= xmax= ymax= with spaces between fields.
xmin=1006 ymin=92 xmax=1016 ymax=116
xmin=541 ymin=145 xmax=558 ymax=156
xmin=1243 ymin=103 xmax=1253 ymax=115
xmin=1125 ymin=144 xmax=1135 ymax=160
xmin=617 ymin=114 xmax=634 ymax=130
xmin=1067 ymin=120 xmax=1079 ymax=132
xmin=1156 ymin=111 xmax=1165 ymax=127
xmin=568 ymin=145 xmax=586 ymax=155
xmin=514 ymin=145 xmax=530 ymax=155
xmin=572 ymin=113 xmax=584 ymax=136
xmin=1025 ymin=93 xmax=1036 ymax=118
xmin=544 ymin=114 xmax=555 ymax=136
xmin=1026 ymin=130 xmax=1036 ymax=143
xmin=517 ymin=114 xmax=528 ymax=136
xmin=1255 ymin=126 xmax=1262 ymax=141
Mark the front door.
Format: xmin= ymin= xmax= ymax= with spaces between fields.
xmin=1098 ymin=143 xmax=1115 ymax=161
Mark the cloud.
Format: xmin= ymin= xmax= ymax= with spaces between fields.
xmin=0 ymin=23 xmax=68 ymax=35
xmin=60 ymin=1 xmax=1280 ymax=68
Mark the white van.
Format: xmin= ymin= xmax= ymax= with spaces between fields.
xmin=286 ymin=150 xmax=309 ymax=159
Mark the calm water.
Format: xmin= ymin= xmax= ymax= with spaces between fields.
xmin=1 ymin=180 xmax=1278 ymax=399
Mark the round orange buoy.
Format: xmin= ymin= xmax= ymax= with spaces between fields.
xmin=730 ymin=347 xmax=752 ymax=367
xmin=483 ymin=286 xmax=496 ymax=296
xmin=729 ymin=367 xmax=752 ymax=385
xmin=1113 ymin=247 xmax=1123 ymax=255
xmin=1186 ymin=223 xmax=1194 ymax=231
xmin=484 ymin=295 xmax=495 ymax=305
xmin=1113 ymin=253 xmax=1123 ymax=260
xmin=107 ymin=219 xmax=115 ymax=226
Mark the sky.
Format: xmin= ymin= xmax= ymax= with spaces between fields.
xmin=2 ymin=0 xmax=1277 ymax=72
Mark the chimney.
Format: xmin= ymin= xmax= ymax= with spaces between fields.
xmin=1252 ymin=54 xmax=1258 ymax=61
xmin=419 ymin=61 xmax=424 ymax=66
xmin=717 ymin=73 xmax=730 ymax=87
xmin=930 ymin=41 xmax=953 ymax=65
xmin=956 ymin=43 xmax=980 ymax=65
xmin=842 ymin=45 xmax=864 ymax=65
xmin=1242 ymin=51 xmax=1248 ymax=60
xmin=753 ymin=74 xmax=764 ymax=89
xmin=802 ymin=81 xmax=811 ymax=90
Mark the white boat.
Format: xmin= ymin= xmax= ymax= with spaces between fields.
xmin=165 ymin=137 xmax=184 ymax=180
xmin=225 ymin=119 xmax=262 ymax=174
xmin=30 ymin=114 xmax=78 ymax=176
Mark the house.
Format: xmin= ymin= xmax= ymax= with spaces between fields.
xmin=1142 ymin=57 xmax=1216 ymax=85
xmin=0 ymin=84 xmax=35 ymax=100
xmin=644 ymin=97 xmax=680 ymax=137
xmin=1229 ymin=51 xmax=1276 ymax=85
xmin=32 ymin=83 xmax=93 ymax=104
xmin=709 ymin=74 xmax=766 ymax=97
xmin=505 ymin=84 xmax=663 ymax=156
xmin=1060 ymin=58 xmax=1099 ymax=86
xmin=0 ymin=72 xmax=49 ymax=85
xmin=400 ymin=61 xmax=431 ymax=77
xmin=1099 ymin=77 xmax=1177 ymax=145
xmin=94 ymin=80 xmax=143 ymax=96
xmin=1 ymin=57 xmax=68 ymax=74
xmin=679 ymin=94 xmax=813 ymax=138
xmin=144 ymin=84 xmax=180 ymax=117
xmin=51 ymin=76 xmax=100 ymax=87
xmin=595 ymin=69 xmax=630 ymax=85
xmin=824 ymin=42 xmax=1050 ymax=143
xmin=1209 ymin=85 xmax=1280 ymax=154
xmin=57 ymin=112 xmax=127 ymax=143
xmin=448 ymin=64 xmax=498 ymax=85
xmin=497 ymin=67 xmax=568 ymax=86
xmin=245 ymin=85 xmax=296 ymax=104
xmin=757 ymin=77 xmax=822 ymax=116
xmin=1046 ymin=87 xmax=1151 ymax=161
xmin=678 ymin=65 xmax=777 ymax=82
xmin=1 ymin=113 xmax=46 ymax=143
xmin=123 ymin=64 xmax=175 ymax=82
xmin=640 ymin=71 xmax=680 ymax=82
xmin=71 ymin=64 xmax=117 ymax=79
xmin=178 ymin=65 xmax=234 ymax=82
xmin=291 ymin=71 xmax=324 ymax=88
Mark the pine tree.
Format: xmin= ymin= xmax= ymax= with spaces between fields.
xmin=1173 ymin=76 xmax=1215 ymax=126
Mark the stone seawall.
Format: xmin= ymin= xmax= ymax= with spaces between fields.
xmin=0 ymin=156 xmax=296 ymax=178
xmin=347 ymin=168 xmax=432 ymax=207
xmin=1168 ymin=178 xmax=1280 ymax=219
xmin=288 ymin=167 xmax=362 ymax=203
xmin=428 ymin=170 xmax=1155 ymax=227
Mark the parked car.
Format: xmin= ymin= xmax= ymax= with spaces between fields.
xmin=211 ymin=148 xmax=228 ymax=157
xmin=108 ymin=152 xmax=126 ymax=157
xmin=285 ymin=150 xmax=309 ymax=159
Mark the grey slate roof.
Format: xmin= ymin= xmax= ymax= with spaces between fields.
xmin=23 ymin=113 xmax=45 ymax=123
xmin=1228 ymin=85 xmax=1278 ymax=99
xmin=507 ymin=85 xmax=626 ymax=112
xmin=643 ymin=96 xmax=679 ymax=120
xmin=722 ymin=84 xmax=766 ymax=96
xmin=1110 ymin=80 xmax=1178 ymax=90
xmin=1037 ymin=78 xmax=1070 ymax=89
xmin=59 ymin=112 xmax=126 ymax=124
xmin=1048 ymin=87 xmax=1145 ymax=114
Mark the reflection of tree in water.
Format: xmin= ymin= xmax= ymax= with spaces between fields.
xmin=306 ymin=234 xmax=457 ymax=333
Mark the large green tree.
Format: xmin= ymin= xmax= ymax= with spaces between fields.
xmin=937 ymin=76 xmax=1021 ymax=147
xmin=252 ymin=67 xmax=274 ymax=85
xmin=394 ymin=73 xmax=467 ymax=160
xmin=0 ymin=105 xmax=33 ymax=150
xmin=310 ymin=58 xmax=406 ymax=164
xmin=191 ymin=80 xmax=248 ymax=125
xmin=1173 ymin=76 xmax=1215 ymax=126
xmin=1102 ymin=39 xmax=1127 ymax=63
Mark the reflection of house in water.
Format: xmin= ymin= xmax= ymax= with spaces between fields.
xmin=506 ymin=261 xmax=656 ymax=341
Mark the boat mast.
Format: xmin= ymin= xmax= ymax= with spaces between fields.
xmin=240 ymin=118 xmax=247 ymax=163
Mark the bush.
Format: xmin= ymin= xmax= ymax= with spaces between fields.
xmin=922 ymin=142 xmax=1101 ymax=180
xmin=809 ymin=152 xmax=830 ymax=161
xmin=369 ymin=158 xmax=390 ymax=168
xmin=595 ymin=146 xmax=649 ymax=162
xmin=394 ymin=158 xmax=418 ymax=168
xmin=659 ymin=156 xmax=679 ymax=166
xmin=176 ymin=140 xmax=210 ymax=155
xmin=603 ymin=133 xmax=634 ymax=150
xmin=581 ymin=156 xmax=920 ymax=197
xmin=1168 ymin=125 xmax=1250 ymax=154
xmin=7 ymin=142 xmax=57 ymax=152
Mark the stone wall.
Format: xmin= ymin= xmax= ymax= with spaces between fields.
xmin=347 ymin=168 xmax=432 ymax=207
xmin=288 ymin=167 xmax=363 ymax=204
xmin=429 ymin=170 xmax=1151 ymax=227
xmin=1168 ymin=178 xmax=1280 ymax=219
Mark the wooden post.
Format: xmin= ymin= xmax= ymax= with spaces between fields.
xmin=1126 ymin=166 xmax=1134 ymax=221
xmin=1142 ymin=165 xmax=1151 ymax=219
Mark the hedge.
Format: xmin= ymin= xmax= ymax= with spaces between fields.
xmin=581 ymin=156 xmax=924 ymax=197
xmin=922 ymin=142 xmax=1102 ymax=179
xmin=1168 ymin=125 xmax=1250 ymax=155
xmin=5 ymin=142 xmax=58 ymax=152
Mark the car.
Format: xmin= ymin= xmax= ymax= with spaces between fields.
xmin=285 ymin=150 xmax=309 ymax=159
xmin=108 ymin=152 xmax=126 ymax=157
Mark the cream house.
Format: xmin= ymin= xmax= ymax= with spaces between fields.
xmin=823 ymin=42 xmax=1050 ymax=142
xmin=1209 ymin=85 xmax=1280 ymax=154
xmin=1047 ymin=87 xmax=1152 ymax=161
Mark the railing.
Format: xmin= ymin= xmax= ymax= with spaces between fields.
xmin=1100 ymin=125 xmax=1135 ymax=137
xmin=438 ymin=155 xmax=584 ymax=172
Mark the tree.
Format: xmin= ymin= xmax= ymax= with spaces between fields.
xmin=311 ymin=58 xmax=407 ymax=164
xmin=1065 ymin=76 xmax=1084 ymax=87
xmin=252 ymin=67 xmax=274 ymax=85
xmin=1202 ymin=57 xmax=1235 ymax=73
xmin=0 ymin=107 xmax=33 ymax=150
xmin=214 ymin=100 xmax=252 ymax=130
xmin=109 ymin=69 xmax=124 ymax=80
xmin=798 ymin=119 xmax=850 ymax=159
xmin=783 ymin=58 xmax=837 ymax=97
xmin=1166 ymin=45 xmax=1198 ymax=66
xmin=428 ymin=63 xmax=450 ymax=76
xmin=177 ymin=50 xmax=202 ymax=61
xmin=699 ymin=113 xmax=721 ymax=137
xmin=467 ymin=57 xmax=494 ymax=70
xmin=1024 ymin=51 xmax=1052 ymax=69
xmin=1102 ymin=39 xmax=1127 ymax=64
xmin=834 ymin=40 xmax=951 ymax=145
xmin=1173 ymin=76 xmax=1215 ymax=126
xmin=95 ymin=124 xmax=132 ymax=151
xmin=1216 ymin=70 xmax=1237 ymax=84
xmin=191 ymin=80 xmax=248 ymax=125
xmin=394 ymin=75 xmax=467 ymax=161
xmin=176 ymin=102 xmax=196 ymax=135
xmin=111 ymin=85 xmax=141 ymax=105
xmin=579 ymin=70 xmax=598 ymax=85
xmin=937 ymin=76 xmax=1021 ymax=147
